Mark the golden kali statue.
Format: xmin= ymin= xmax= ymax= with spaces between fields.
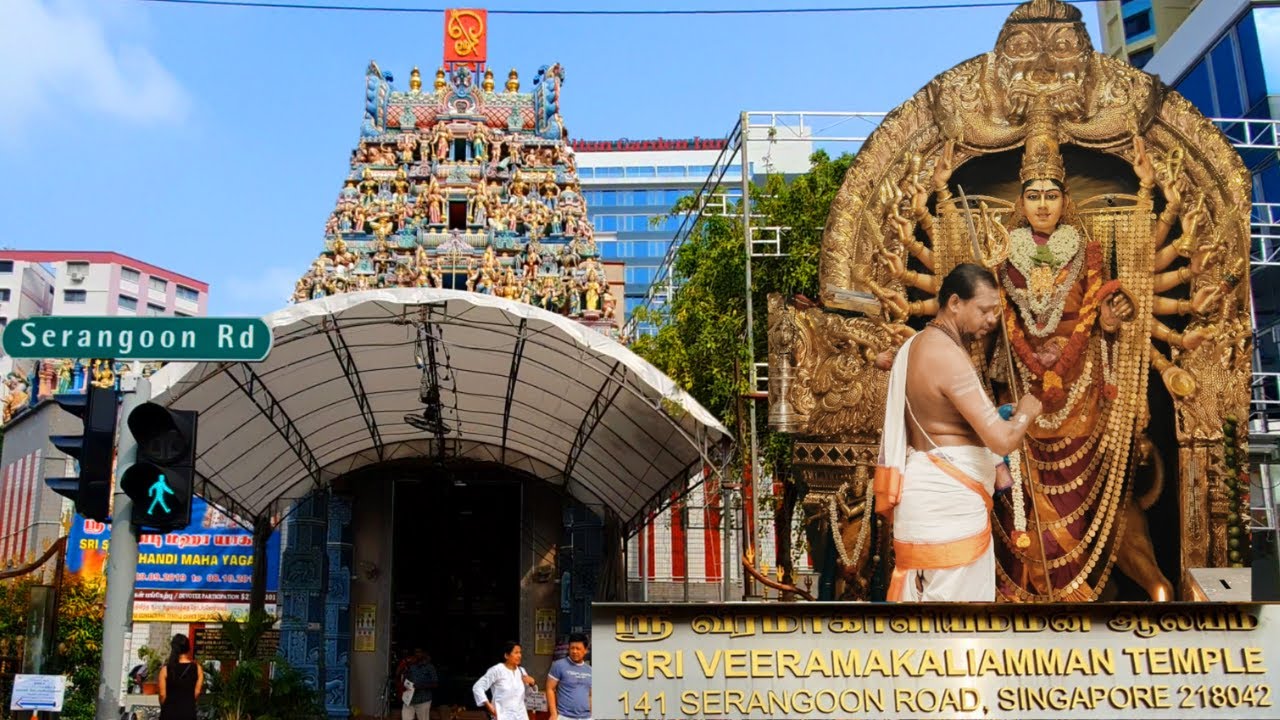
xmin=768 ymin=0 xmax=1253 ymax=602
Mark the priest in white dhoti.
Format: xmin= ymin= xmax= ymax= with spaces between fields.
xmin=873 ymin=263 xmax=1042 ymax=602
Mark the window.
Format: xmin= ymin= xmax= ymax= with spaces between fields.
xmin=577 ymin=167 xmax=594 ymax=178
xmin=0 ymin=289 xmax=9 ymax=302
xmin=0 ymin=318 xmax=7 ymax=329
xmin=0 ymin=261 xmax=12 ymax=273
xmin=66 ymin=261 xmax=89 ymax=276
xmin=625 ymin=166 xmax=656 ymax=178
xmin=176 ymin=285 xmax=200 ymax=303
xmin=64 ymin=289 xmax=86 ymax=303
xmin=1129 ymin=47 xmax=1155 ymax=69
xmin=657 ymin=166 xmax=686 ymax=178
xmin=146 ymin=303 xmax=165 ymax=316
xmin=595 ymin=167 xmax=624 ymax=178
xmin=625 ymin=267 xmax=657 ymax=285
xmin=121 ymin=267 xmax=140 ymax=284
xmin=148 ymin=276 xmax=167 ymax=293
xmin=1211 ymin=35 xmax=1245 ymax=117
xmin=1176 ymin=59 xmax=1214 ymax=111
xmin=118 ymin=295 xmax=137 ymax=312
xmin=1123 ymin=10 xmax=1152 ymax=40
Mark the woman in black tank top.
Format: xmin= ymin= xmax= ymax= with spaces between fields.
xmin=159 ymin=634 xmax=203 ymax=720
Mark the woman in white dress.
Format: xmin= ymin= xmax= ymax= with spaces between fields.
xmin=473 ymin=641 xmax=537 ymax=720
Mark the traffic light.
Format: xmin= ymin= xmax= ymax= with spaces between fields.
xmin=120 ymin=403 xmax=197 ymax=533
xmin=46 ymin=385 xmax=119 ymax=522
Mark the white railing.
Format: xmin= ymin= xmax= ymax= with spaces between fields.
xmin=1212 ymin=117 xmax=1280 ymax=151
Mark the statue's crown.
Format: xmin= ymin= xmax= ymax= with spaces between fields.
xmin=1020 ymin=98 xmax=1066 ymax=184
xmin=1007 ymin=0 xmax=1082 ymax=24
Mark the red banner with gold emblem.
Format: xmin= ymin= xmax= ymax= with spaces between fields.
xmin=444 ymin=8 xmax=487 ymax=67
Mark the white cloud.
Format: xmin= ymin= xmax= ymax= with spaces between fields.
xmin=217 ymin=266 xmax=303 ymax=317
xmin=0 ymin=0 xmax=189 ymax=136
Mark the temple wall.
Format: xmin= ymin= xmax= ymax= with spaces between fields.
xmin=349 ymin=477 xmax=395 ymax=716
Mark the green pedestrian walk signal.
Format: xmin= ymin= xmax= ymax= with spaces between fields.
xmin=120 ymin=402 xmax=198 ymax=533
xmin=146 ymin=474 xmax=176 ymax=515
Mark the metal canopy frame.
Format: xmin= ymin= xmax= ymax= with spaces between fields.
xmin=146 ymin=289 xmax=734 ymax=535
xmin=325 ymin=317 xmax=385 ymax=462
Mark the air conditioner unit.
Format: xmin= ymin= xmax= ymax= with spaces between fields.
xmin=68 ymin=270 xmax=86 ymax=283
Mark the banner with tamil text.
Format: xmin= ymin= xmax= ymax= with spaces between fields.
xmin=66 ymin=497 xmax=280 ymax=621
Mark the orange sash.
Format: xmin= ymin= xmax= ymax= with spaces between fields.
xmin=887 ymin=453 xmax=993 ymax=601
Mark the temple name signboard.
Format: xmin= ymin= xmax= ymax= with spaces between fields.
xmin=2 ymin=316 xmax=272 ymax=362
xmin=592 ymin=603 xmax=1279 ymax=720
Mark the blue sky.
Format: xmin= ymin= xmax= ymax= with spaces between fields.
xmin=0 ymin=0 xmax=1100 ymax=316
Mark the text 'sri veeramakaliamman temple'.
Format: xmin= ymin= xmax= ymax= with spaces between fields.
xmin=768 ymin=0 xmax=1255 ymax=603
xmin=292 ymin=10 xmax=621 ymax=339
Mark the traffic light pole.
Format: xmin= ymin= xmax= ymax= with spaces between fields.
xmin=95 ymin=376 xmax=149 ymax=720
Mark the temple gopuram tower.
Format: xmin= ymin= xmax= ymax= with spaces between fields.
xmin=294 ymin=15 xmax=622 ymax=339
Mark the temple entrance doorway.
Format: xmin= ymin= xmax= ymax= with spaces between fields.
xmin=391 ymin=468 xmax=521 ymax=708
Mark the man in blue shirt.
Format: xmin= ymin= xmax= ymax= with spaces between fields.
xmin=547 ymin=633 xmax=591 ymax=720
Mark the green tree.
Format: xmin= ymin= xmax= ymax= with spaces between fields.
xmin=0 ymin=571 xmax=104 ymax=720
xmin=50 ymin=574 xmax=105 ymax=720
xmin=630 ymin=150 xmax=852 ymax=571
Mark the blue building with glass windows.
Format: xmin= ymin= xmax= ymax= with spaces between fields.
xmin=1098 ymin=1 xmax=1202 ymax=70
xmin=1142 ymin=0 xmax=1280 ymax=372
xmin=573 ymin=137 xmax=814 ymax=324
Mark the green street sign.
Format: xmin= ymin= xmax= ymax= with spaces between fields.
xmin=2 ymin=316 xmax=273 ymax=362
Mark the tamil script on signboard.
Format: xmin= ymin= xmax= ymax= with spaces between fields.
xmin=593 ymin=603 xmax=1278 ymax=720
xmin=66 ymin=497 xmax=280 ymax=621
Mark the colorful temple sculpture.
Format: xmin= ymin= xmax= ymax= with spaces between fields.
xmin=0 ymin=360 xmax=156 ymax=425
xmin=766 ymin=0 xmax=1253 ymax=602
xmin=293 ymin=61 xmax=623 ymax=339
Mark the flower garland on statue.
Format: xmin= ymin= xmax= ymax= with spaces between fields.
xmin=1004 ymin=241 xmax=1121 ymax=405
xmin=1004 ymin=226 xmax=1084 ymax=338
xmin=1006 ymin=449 xmax=1030 ymax=548
xmin=1008 ymin=225 xmax=1080 ymax=273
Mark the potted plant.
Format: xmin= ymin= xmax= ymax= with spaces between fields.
xmin=138 ymin=645 xmax=164 ymax=695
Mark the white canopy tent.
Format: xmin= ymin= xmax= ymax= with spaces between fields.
xmin=146 ymin=289 xmax=734 ymax=535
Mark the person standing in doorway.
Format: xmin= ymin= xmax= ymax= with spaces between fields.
xmin=401 ymin=647 xmax=438 ymax=720
xmin=547 ymin=633 xmax=591 ymax=720
xmin=158 ymin=634 xmax=203 ymax=720
xmin=473 ymin=641 xmax=537 ymax=720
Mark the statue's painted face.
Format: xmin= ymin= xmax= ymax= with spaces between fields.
xmin=1021 ymin=179 xmax=1065 ymax=235
xmin=995 ymin=22 xmax=1091 ymax=119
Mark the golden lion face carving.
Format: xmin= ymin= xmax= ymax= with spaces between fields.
xmin=994 ymin=20 xmax=1092 ymax=120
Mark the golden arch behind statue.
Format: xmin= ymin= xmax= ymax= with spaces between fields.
xmin=766 ymin=0 xmax=1253 ymax=602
